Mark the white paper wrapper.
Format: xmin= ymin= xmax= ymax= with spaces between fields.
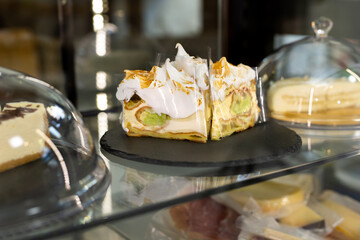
xmin=237 ymin=213 xmax=324 ymax=240
xmin=307 ymin=197 xmax=343 ymax=236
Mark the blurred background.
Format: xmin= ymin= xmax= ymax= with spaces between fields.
xmin=1 ymin=0 xmax=360 ymax=111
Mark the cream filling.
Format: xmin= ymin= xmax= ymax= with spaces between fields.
xmin=122 ymin=102 xmax=208 ymax=136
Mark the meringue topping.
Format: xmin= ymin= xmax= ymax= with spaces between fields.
xmin=116 ymin=58 xmax=205 ymax=119
xmin=210 ymin=57 xmax=255 ymax=101
xmin=173 ymin=43 xmax=209 ymax=90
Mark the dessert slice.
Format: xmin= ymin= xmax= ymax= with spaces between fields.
xmin=0 ymin=101 xmax=49 ymax=172
xmin=116 ymin=49 xmax=210 ymax=143
xmin=210 ymin=57 xmax=259 ymax=140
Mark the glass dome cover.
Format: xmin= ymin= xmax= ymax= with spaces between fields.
xmin=0 ymin=70 xmax=110 ymax=239
xmin=259 ymin=17 xmax=360 ymax=129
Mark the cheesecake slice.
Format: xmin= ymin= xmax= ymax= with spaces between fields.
xmin=210 ymin=57 xmax=259 ymax=140
xmin=0 ymin=101 xmax=49 ymax=172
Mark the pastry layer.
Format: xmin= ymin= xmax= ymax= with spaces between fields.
xmin=0 ymin=102 xmax=49 ymax=172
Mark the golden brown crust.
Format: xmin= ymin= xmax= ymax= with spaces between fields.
xmin=0 ymin=152 xmax=42 ymax=173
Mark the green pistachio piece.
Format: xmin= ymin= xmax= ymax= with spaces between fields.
xmin=139 ymin=109 xmax=169 ymax=126
xmin=231 ymin=92 xmax=252 ymax=115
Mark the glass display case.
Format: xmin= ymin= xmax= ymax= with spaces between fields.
xmin=259 ymin=17 xmax=360 ymax=129
xmin=1 ymin=67 xmax=360 ymax=240
xmin=1 ymin=1 xmax=360 ymax=240
xmin=0 ymin=72 xmax=110 ymax=240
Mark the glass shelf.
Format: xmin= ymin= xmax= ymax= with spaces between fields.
xmin=20 ymin=110 xmax=360 ymax=240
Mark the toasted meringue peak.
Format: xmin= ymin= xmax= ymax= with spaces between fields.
xmin=210 ymin=57 xmax=255 ymax=101
xmin=117 ymin=58 xmax=205 ymax=119
xmin=173 ymin=43 xmax=209 ymax=90
xmin=175 ymin=43 xmax=188 ymax=57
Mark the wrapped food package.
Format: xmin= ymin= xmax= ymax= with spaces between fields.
xmin=319 ymin=190 xmax=360 ymax=240
xmin=237 ymin=214 xmax=324 ymax=240
xmin=221 ymin=174 xmax=314 ymax=218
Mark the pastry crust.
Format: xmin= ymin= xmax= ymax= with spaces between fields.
xmin=0 ymin=152 xmax=42 ymax=172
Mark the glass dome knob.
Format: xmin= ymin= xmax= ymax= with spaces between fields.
xmin=312 ymin=17 xmax=333 ymax=38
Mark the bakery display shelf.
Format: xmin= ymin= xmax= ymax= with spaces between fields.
xmin=14 ymin=110 xmax=360 ymax=240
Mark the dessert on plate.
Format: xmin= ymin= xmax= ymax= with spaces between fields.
xmin=0 ymin=101 xmax=49 ymax=172
xmin=210 ymin=57 xmax=259 ymax=140
xmin=268 ymin=77 xmax=360 ymax=125
xmin=116 ymin=44 xmax=210 ymax=143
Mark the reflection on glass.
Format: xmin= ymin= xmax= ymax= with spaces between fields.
xmin=95 ymin=30 xmax=107 ymax=56
xmin=36 ymin=129 xmax=70 ymax=190
xmin=97 ymin=112 xmax=108 ymax=140
xmin=8 ymin=136 xmax=25 ymax=149
xmin=93 ymin=14 xmax=105 ymax=31
xmin=346 ymin=68 xmax=360 ymax=82
xmin=92 ymin=0 xmax=105 ymax=14
xmin=96 ymin=93 xmax=108 ymax=111
xmin=96 ymin=71 xmax=107 ymax=90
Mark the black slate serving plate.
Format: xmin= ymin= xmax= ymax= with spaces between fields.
xmin=100 ymin=121 xmax=302 ymax=167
